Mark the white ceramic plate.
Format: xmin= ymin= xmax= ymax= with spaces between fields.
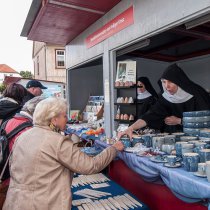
xmin=124 ymin=147 xmax=141 ymax=153
xmin=163 ymin=162 xmax=181 ymax=168
xmin=193 ymin=172 xmax=207 ymax=178
xmin=150 ymin=156 xmax=167 ymax=163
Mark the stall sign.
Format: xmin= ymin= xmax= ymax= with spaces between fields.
xmin=85 ymin=6 xmax=134 ymax=48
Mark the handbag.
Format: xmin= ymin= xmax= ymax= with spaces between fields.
xmin=0 ymin=151 xmax=12 ymax=209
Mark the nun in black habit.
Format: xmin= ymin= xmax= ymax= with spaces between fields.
xmin=136 ymin=77 xmax=158 ymax=118
xmin=118 ymin=64 xmax=210 ymax=138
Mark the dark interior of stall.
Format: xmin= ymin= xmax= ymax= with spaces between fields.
xmin=115 ymin=20 xmax=210 ymax=125
xmin=68 ymin=58 xmax=103 ymax=114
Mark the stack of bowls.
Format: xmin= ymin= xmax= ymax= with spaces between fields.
xmin=182 ymin=110 xmax=210 ymax=137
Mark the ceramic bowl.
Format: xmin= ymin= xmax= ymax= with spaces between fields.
xmin=180 ymin=136 xmax=198 ymax=141
xmin=199 ymin=129 xmax=210 ymax=138
xmin=183 ymin=110 xmax=210 ymax=117
xmin=183 ymin=128 xmax=200 ymax=137
xmin=200 ymin=138 xmax=210 ymax=144
xmin=183 ymin=121 xmax=210 ymax=128
xmin=183 ymin=116 xmax=210 ymax=123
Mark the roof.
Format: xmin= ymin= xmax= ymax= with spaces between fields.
xmin=3 ymin=76 xmax=22 ymax=85
xmin=0 ymin=64 xmax=19 ymax=74
xmin=21 ymin=0 xmax=121 ymax=45
xmin=4 ymin=76 xmax=65 ymax=86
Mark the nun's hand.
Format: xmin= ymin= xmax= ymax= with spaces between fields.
xmin=164 ymin=116 xmax=182 ymax=125
xmin=117 ymin=127 xmax=133 ymax=140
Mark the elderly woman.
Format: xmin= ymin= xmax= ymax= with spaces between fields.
xmin=0 ymin=83 xmax=27 ymax=125
xmin=3 ymin=97 xmax=124 ymax=210
xmin=119 ymin=63 xmax=210 ymax=138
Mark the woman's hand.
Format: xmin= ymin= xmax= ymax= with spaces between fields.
xmin=164 ymin=116 xmax=181 ymax=125
xmin=117 ymin=127 xmax=133 ymax=140
xmin=112 ymin=141 xmax=124 ymax=151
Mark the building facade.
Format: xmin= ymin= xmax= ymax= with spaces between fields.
xmin=33 ymin=41 xmax=66 ymax=83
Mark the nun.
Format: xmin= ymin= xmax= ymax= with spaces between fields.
xmin=136 ymin=77 xmax=158 ymax=118
xmin=118 ymin=64 xmax=210 ymax=138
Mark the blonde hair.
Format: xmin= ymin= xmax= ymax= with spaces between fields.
xmin=33 ymin=97 xmax=67 ymax=126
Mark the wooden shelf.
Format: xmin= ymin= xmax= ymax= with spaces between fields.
xmin=114 ymin=85 xmax=136 ymax=89
xmin=114 ymin=103 xmax=135 ymax=106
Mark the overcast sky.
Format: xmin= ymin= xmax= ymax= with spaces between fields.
xmin=0 ymin=1 xmax=33 ymax=73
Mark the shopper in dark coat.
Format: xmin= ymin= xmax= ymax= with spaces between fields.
xmin=137 ymin=77 xmax=158 ymax=118
xmin=0 ymin=83 xmax=27 ymax=125
xmin=118 ymin=64 xmax=210 ymax=137
xmin=22 ymin=80 xmax=47 ymax=104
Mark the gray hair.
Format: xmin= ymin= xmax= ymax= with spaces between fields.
xmin=21 ymin=96 xmax=46 ymax=115
xmin=33 ymin=97 xmax=67 ymax=126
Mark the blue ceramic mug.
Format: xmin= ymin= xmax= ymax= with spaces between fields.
xmin=142 ymin=134 xmax=155 ymax=148
xmin=199 ymin=149 xmax=210 ymax=163
xmin=175 ymin=142 xmax=188 ymax=157
xmin=132 ymin=136 xmax=143 ymax=147
xmin=120 ymin=137 xmax=131 ymax=148
xmin=183 ymin=153 xmax=200 ymax=172
xmin=167 ymin=155 xmax=177 ymax=166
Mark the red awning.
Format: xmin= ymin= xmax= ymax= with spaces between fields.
xmin=22 ymin=0 xmax=121 ymax=45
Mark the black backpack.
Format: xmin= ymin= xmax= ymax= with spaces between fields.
xmin=0 ymin=120 xmax=33 ymax=181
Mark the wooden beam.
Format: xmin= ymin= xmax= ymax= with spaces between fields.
xmin=203 ymin=22 xmax=210 ymax=28
xmin=128 ymin=48 xmax=210 ymax=62
xmin=128 ymin=52 xmax=177 ymax=62
xmin=176 ymin=48 xmax=210 ymax=61
xmin=144 ymin=37 xmax=196 ymax=55
xmin=171 ymin=26 xmax=210 ymax=40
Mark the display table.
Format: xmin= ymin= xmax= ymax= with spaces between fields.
xmin=95 ymin=140 xmax=209 ymax=210
xmin=66 ymin=126 xmax=105 ymax=142
xmin=71 ymin=174 xmax=149 ymax=210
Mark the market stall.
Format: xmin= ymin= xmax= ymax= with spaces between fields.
xmin=22 ymin=1 xmax=210 ymax=209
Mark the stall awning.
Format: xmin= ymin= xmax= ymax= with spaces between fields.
xmin=21 ymin=0 xmax=121 ymax=45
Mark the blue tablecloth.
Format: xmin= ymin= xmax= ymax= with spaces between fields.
xmin=95 ymin=140 xmax=210 ymax=209
xmin=72 ymin=176 xmax=149 ymax=210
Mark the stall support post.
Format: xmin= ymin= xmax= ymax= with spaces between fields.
xmin=103 ymin=49 xmax=116 ymax=138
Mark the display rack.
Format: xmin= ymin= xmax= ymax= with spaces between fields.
xmin=114 ymin=85 xmax=137 ymax=126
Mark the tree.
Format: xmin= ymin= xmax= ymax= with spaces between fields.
xmin=20 ymin=71 xmax=34 ymax=79
xmin=0 ymin=83 xmax=6 ymax=94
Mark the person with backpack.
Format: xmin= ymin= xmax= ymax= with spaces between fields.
xmin=0 ymin=96 xmax=45 ymax=209
xmin=0 ymin=83 xmax=27 ymax=126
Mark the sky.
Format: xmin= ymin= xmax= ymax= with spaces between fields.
xmin=0 ymin=1 xmax=33 ymax=73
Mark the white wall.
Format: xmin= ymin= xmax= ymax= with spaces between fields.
xmin=0 ymin=73 xmax=21 ymax=83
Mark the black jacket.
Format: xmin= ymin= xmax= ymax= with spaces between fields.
xmin=0 ymin=98 xmax=22 ymax=125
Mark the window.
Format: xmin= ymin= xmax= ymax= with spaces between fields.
xmin=55 ymin=50 xmax=65 ymax=68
